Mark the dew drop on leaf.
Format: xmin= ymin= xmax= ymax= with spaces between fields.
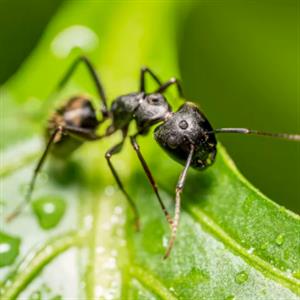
xmin=260 ymin=242 xmax=269 ymax=250
xmin=275 ymin=234 xmax=285 ymax=246
xmin=235 ymin=271 xmax=248 ymax=284
xmin=0 ymin=231 xmax=20 ymax=267
xmin=32 ymin=196 xmax=66 ymax=230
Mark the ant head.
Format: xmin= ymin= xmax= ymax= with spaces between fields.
xmin=134 ymin=93 xmax=172 ymax=130
xmin=154 ymin=102 xmax=217 ymax=170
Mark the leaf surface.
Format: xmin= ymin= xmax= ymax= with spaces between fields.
xmin=0 ymin=2 xmax=299 ymax=299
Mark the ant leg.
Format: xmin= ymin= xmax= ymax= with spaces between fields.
xmin=52 ymin=56 xmax=109 ymax=118
xmin=63 ymin=125 xmax=104 ymax=141
xmin=155 ymin=77 xmax=184 ymax=97
xmin=140 ymin=66 xmax=162 ymax=92
xmin=105 ymin=130 xmax=140 ymax=230
xmin=130 ymin=134 xmax=173 ymax=227
xmin=6 ymin=126 xmax=63 ymax=222
xmin=164 ymin=144 xmax=195 ymax=259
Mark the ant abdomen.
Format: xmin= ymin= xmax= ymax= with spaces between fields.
xmin=47 ymin=96 xmax=99 ymax=157
xmin=154 ymin=102 xmax=217 ymax=170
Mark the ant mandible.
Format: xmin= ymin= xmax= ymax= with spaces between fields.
xmin=6 ymin=56 xmax=300 ymax=259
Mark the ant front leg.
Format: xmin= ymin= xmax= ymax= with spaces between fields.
xmin=155 ymin=77 xmax=184 ymax=98
xmin=164 ymin=144 xmax=195 ymax=259
xmin=105 ymin=129 xmax=140 ymax=230
xmin=130 ymin=133 xmax=173 ymax=228
xmin=140 ymin=66 xmax=162 ymax=93
xmin=52 ymin=56 xmax=109 ymax=119
xmin=6 ymin=126 xmax=64 ymax=222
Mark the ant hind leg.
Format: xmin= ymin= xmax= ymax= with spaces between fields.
xmin=164 ymin=144 xmax=195 ymax=259
xmin=6 ymin=126 xmax=64 ymax=222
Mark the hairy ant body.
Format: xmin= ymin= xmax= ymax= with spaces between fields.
xmin=7 ymin=56 xmax=300 ymax=259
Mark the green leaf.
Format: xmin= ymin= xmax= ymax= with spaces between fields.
xmin=0 ymin=1 xmax=299 ymax=299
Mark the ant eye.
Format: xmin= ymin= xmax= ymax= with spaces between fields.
xmin=151 ymin=97 xmax=160 ymax=104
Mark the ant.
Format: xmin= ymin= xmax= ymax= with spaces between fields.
xmin=6 ymin=56 xmax=300 ymax=259
xmin=6 ymin=56 xmax=181 ymax=231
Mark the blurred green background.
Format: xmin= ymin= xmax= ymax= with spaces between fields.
xmin=0 ymin=0 xmax=299 ymax=213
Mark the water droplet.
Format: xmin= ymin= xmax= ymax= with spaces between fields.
xmin=96 ymin=246 xmax=105 ymax=254
xmin=261 ymin=242 xmax=269 ymax=250
xmin=51 ymin=25 xmax=99 ymax=58
xmin=0 ymin=243 xmax=11 ymax=254
xmin=105 ymin=186 xmax=115 ymax=197
xmin=162 ymin=235 xmax=168 ymax=248
xmin=110 ymin=214 xmax=120 ymax=224
xmin=94 ymin=285 xmax=104 ymax=298
xmin=235 ymin=271 xmax=248 ymax=284
xmin=247 ymin=247 xmax=254 ymax=254
xmin=275 ymin=234 xmax=284 ymax=246
xmin=0 ymin=231 xmax=20 ymax=267
xmin=114 ymin=206 xmax=123 ymax=215
xmin=32 ymin=196 xmax=66 ymax=230
xmin=103 ymin=257 xmax=116 ymax=270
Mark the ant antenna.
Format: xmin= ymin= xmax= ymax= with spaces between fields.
xmin=210 ymin=128 xmax=300 ymax=141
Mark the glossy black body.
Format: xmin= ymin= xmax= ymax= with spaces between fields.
xmin=108 ymin=92 xmax=172 ymax=134
xmin=154 ymin=102 xmax=217 ymax=170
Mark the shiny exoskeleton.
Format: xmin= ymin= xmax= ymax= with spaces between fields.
xmin=7 ymin=56 xmax=300 ymax=259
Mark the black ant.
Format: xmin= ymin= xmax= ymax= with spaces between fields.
xmin=6 ymin=56 xmax=181 ymax=230
xmin=6 ymin=56 xmax=300 ymax=259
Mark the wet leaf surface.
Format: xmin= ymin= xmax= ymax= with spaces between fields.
xmin=0 ymin=1 xmax=299 ymax=299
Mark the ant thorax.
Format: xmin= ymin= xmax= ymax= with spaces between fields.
xmin=133 ymin=93 xmax=172 ymax=130
xmin=110 ymin=92 xmax=143 ymax=129
xmin=110 ymin=92 xmax=172 ymax=132
xmin=154 ymin=102 xmax=217 ymax=170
